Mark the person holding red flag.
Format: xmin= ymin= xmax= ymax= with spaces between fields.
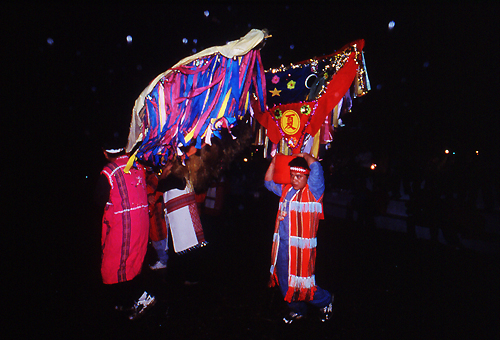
xmin=264 ymin=153 xmax=333 ymax=323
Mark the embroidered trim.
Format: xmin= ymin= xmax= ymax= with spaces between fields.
xmin=110 ymin=164 xmax=127 ymax=177
xmin=165 ymin=193 xmax=197 ymax=213
xmin=176 ymin=241 xmax=208 ymax=255
xmin=102 ymin=164 xmax=128 ymax=189
xmin=290 ymin=236 xmax=317 ymax=249
xmin=289 ymin=274 xmax=316 ymax=288
xmin=113 ymin=204 xmax=149 ymax=215
xmin=289 ymin=201 xmax=322 ymax=213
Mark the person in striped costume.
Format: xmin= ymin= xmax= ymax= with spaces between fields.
xmin=95 ymin=142 xmax=156 ymax=320
xmin=265 ymin=153 xmax=333 ymax=324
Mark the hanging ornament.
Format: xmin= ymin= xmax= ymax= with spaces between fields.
xmin=300 ymin=105 xmax=311 ymax=115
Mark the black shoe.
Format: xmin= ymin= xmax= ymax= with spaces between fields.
xmin=283 ymin=311 xmax=304 ymax=324
xmin=319 ymin=295 xmax=334 ymax=322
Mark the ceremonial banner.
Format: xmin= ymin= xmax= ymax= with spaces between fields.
xmin=126 ymin=29 xmax=268 ymax=168
xmin=253 ymin=39 xmax=370 ymax=152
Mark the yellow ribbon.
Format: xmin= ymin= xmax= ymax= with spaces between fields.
xmin=124 ymin=149 xmax=139 ymax=174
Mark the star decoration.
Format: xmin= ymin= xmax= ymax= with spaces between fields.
xmin=270 ymin=88 xmax=282 ymax=96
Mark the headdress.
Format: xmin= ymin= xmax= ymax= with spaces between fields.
xmin=104 ymin=148 xmax=124 ymax=154
xmin=290 ymin=166 xmax=310 ymax=175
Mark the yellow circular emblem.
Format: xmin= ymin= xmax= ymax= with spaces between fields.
xmin=280 ymin=110 xmax=300 ymax=135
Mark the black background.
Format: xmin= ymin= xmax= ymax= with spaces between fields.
xmin=3 ymin=2 xmax=499 ymax=339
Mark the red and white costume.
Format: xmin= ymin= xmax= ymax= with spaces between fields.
xmin=100 ymin=156 xmax=149 ymax=285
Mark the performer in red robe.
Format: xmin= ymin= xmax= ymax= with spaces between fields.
xmin=95 ymin=142 xmax=155 ymax=320
xmin=264 ymin=153 xmax=333 ymax=324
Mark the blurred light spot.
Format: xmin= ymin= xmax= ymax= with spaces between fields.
xmin=182 ymin=38 xmax=188 ymax=44
xmin=388 ymin=21 xmax=395 ymax=30
xmin=126 ymin=35 xmax=132 ymax=43
xmin=445 ymin=149 xmax=450 ymax=154
xmin=193 ymin=39 xmax=198 ymax=44
xmin=370 ymin=163 xmax=377 ymax=170
xmin=243 ymin=158 xmax=248 ymax=162
xmin=204 ymin=10 xmax=209 ymax=17
xmin=423 ymin=61 xmax=429 ymax=68
xmin=278 ymin=55 xmax=282 ymax=60
xmin=290 ymin=44 xmax=295 ymax=50
xmin=192 ymin=48 xmax=197 ymax=53
xmin=47 ymin=37 xmax=54 ymax=45
xmin=376 ymin=84 xmax=382 ymax=90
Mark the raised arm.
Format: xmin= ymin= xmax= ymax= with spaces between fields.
xmin=295 ymin=153 xmax=324 ymax=199
xmin=264 ymin=155 xmax=277 ymax=182
xmin=295 ymin=153 xmax=319 ymax=166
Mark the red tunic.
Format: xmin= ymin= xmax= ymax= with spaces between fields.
xmin=269 ymin=183 xmax=323 ymax=302
xmin=100 ymin=156 xmax=149 ymax=285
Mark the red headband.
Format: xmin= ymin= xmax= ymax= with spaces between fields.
xmin=290 ymin=166 xmax=310 ymax=175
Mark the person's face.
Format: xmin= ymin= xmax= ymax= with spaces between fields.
xmin=290 ymin=171 xmax=308 ymax=190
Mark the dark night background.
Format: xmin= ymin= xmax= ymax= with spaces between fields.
xmin=3 ymin=2 xmax=499 ymax=339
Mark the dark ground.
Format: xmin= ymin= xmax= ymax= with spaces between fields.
xmin=10 ymin=174 xmax=500 ymax=340
xmin=4 ymin=3 xmax=499 ymax=338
